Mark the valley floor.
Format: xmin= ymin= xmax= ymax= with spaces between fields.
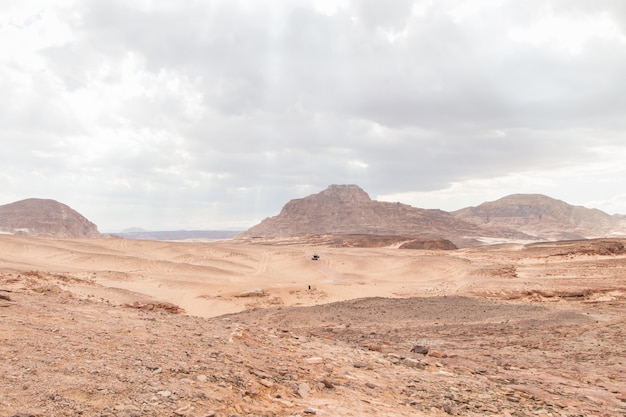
xmin=1 ymin=235 xmax=625 ymax=416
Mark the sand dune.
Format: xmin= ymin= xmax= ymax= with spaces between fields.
xmin=1 ymin=235 xmax=624 ymax=317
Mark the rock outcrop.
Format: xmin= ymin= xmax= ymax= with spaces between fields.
xmin=0 ymin=198 xmax=100 ymax=238
xmin=238 ymin=185 xmax=525 ymax=247
xmin=398 ymin=238 xmax=458 ymax=250
xmin=452 ymin=194 xmax=626 ymax=240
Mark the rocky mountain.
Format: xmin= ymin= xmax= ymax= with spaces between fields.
xmin=0 ymin=198 xmax=100 ymax=238
xmin=452 ymin=194 xmax=626 ymax=240
xmin=238 ymin=185 xmax=529 ymax=247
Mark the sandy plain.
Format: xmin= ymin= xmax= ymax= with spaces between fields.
xmin=1 ymin=235 xmax=625 ymax=416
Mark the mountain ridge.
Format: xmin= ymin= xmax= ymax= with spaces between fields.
xmin=0 ymin=198 xmax=100 ymax=238
xmin=452 ymin=193 xmax=626 ymax=240
xmin=3 ymin=189 xmax=625 ymax=244
xmin=239 ymin=185 xmax=626 ymax=246
xmin=238 ymin=185 xmax=532 ymax=247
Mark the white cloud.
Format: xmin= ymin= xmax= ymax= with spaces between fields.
xmin=1 ymin=0 xmax=626 ymax=230
xmin=508 ymin=9 xmax=626 ymax=54
xmin=378 ymin=148 xmax=626 ymax=215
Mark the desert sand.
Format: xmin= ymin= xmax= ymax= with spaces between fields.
xmin=1 ymin=235 xmax=625 ymax=416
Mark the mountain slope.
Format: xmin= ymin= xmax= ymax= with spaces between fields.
xmin=452 ymin=194 xmax=624 ymax=240
xmin=238 ymin=185 xmax=527 ymax=247
xmin=0 ymin=198 xmax=100 ymax=238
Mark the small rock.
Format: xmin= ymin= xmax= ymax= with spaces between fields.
xmin=174 ymin=404 xmax=192 ymax=416
xmin=298 ymin=382 xmax=311 ymax=399
xmin=114 ymin=405 xmax=140 ymax=412
xmin=320 ymin=378 xmax=334 ymax=389
xmin=157 ymin=390 xmax=172 ymax=397
xmin=197 ymin=375 xmax=208 ymax=382
xmin=403 ymin=358 xmax=424 ymax=369
xmin=304 ymin=356 xmax=324 ymax=364
xmin=481 ymin=404 xmax=499 ymax=413
xmin=428 ymin=350 xmax=443 ymax=358
xmin=353 ymin=361 xmax=368 ymax=369
xmin=364 ymin=343 xmax=383 ymax=352
xmin=259 ymin=379 xmax=274 ymax=388
xmin=411 ymin=345 xmax=429 ymax=355
xmin=303 ymin=408 xmax=317 ymax=414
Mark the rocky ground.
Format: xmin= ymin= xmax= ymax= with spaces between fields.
xmin=1 ymin=268 xmax=625 ymax=417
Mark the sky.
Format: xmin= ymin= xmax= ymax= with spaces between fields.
xmin=2 ymin=0 xmax=626 ymax=232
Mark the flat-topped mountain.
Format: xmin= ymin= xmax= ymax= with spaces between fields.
xmin=0 ymin=198 xmax=100 ymax=238
xmin=452 ymin=194 xmax=626 ymax=240
xmin=238 ymin=185 xmax=527 ymax=247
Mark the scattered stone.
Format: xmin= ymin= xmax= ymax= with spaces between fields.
xmin=303 ymin=408 xmax=317 ymax=414
xmin=320 ymin=378 xmax=335 ymax=389
xmin=157 ymin=390 xmax=172 ymax=397
xmin=114 ymin=404 xmax=140 ymax=412
xmin=403 ymin=358 xmax=424 ymax=369
xmin=174 ymin=404 xmax=192 ymax=415
xmin=259 ymin=378 xmax=274 ymax=388
xmin=411 ymin=345 xmax=429 ymax=355
xmin=428 ymin=350 xmax=443 ymax=358
xmin=482 ymin=404 xmax=499 ymax=413
xmin=364 ymin=343 xmax=383 ymax=352
xmin=235 ymin=288 xmax=267 ymax=298
xmin=304 ymin=356 xmax=324 ymax=364
xmin=123 ymin=301 xmax=184 ymax=314
xmin=353 ymin=361 xmax=368 ymax=369
xmin=298 ymin=382 xmax=311 ymax=399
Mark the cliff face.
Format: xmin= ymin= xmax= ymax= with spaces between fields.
xmin=0 ymin=198 xmax=100 ymax=238
xmin=238 ymin=185 xmax=520 ymax=247
xmin=452 ymin=194 xmax=625 ymax=240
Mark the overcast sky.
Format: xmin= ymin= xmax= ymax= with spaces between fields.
xmin=2 ymin=0 xmax=626 ymax=231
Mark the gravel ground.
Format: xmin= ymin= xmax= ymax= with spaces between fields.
xmin=1 ymin=272 xmax=625 ymax=417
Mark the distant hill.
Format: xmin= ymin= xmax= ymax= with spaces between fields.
xmin=452 ymin=194 xmax=626 ymax=240
xmin=237 ymin=185 xmax=530 ymax=247
xmin=115 ymin=230 xmax=239 ymax=241
xmin=0 ymin=198 xmax=100 ymax=238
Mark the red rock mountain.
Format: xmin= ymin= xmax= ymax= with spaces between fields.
xmin=0 ymin=198 xmax=100 ymax=238
xmin=238 ymin=185 xmax=527 ymax=247
xmin=452 ymin=194 xmax=626 ymax=240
